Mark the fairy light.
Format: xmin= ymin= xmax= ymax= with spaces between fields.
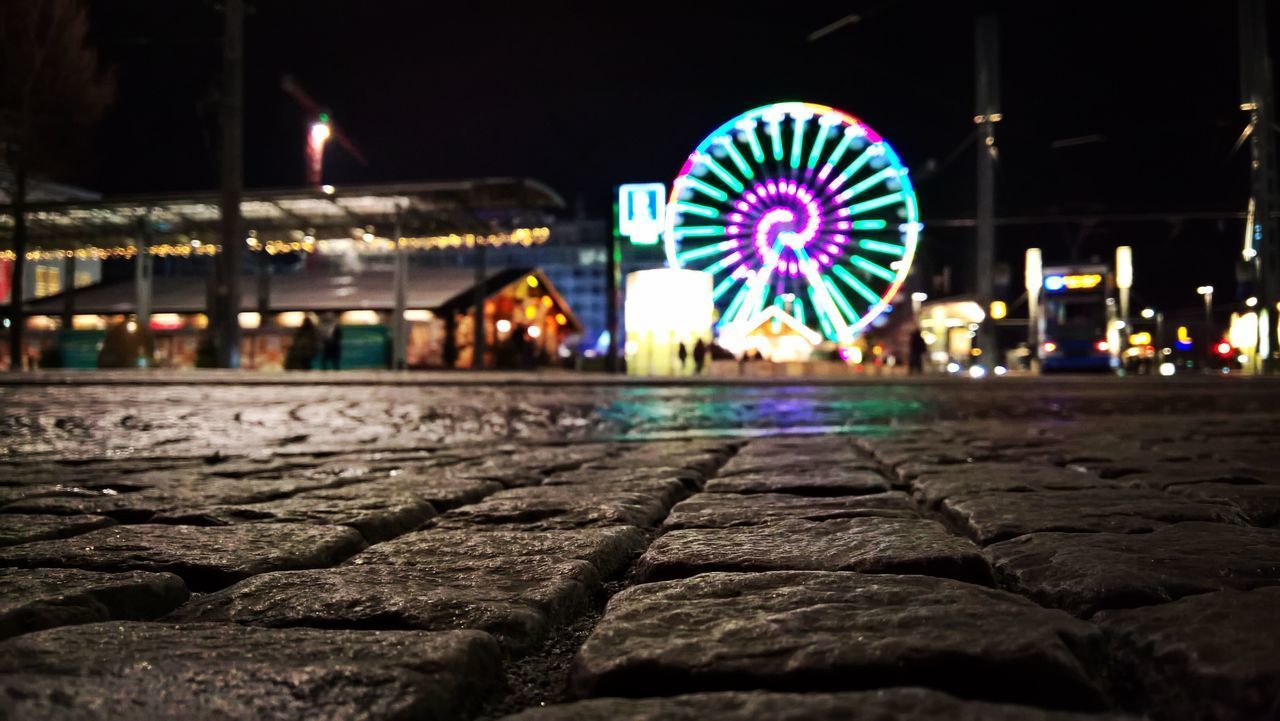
xmin=0 ymin=227 xmax=551 ymax=261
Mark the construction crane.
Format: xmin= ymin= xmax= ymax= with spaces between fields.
xmin=281 ymin=75 xmax=368 ymax=187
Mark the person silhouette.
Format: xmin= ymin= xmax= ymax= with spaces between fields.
xmin=677 ymin=342 xmax=689 ymax=373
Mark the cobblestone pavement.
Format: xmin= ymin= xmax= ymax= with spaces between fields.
xmin=1 ymin=376 xmax=1278 ymax=720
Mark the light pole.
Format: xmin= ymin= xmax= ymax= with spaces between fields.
xmin=1198 ymin=285 xmax=1214 ymax=367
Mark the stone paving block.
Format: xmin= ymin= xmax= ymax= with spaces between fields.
xmin=547 ymin=466 xmax=703 ymax=492
xmin=152 ymin=494 xmax=437 ymax=543
xmin=0 ymin=622 xmax=502 ymax=721
xmin=661 ymin=492 xmax=916 ymax=530
xmin=171 ymin=560 xmax=592 ymax=655
xmin=434 ymin=486 xmax=671 ymax=530
xmin=704 ymin=468 xmax=891 ymax=496
xmin=1073 ymin=460 xmax=1279 ymax=488
xmin=350 ymin=526 xmax=647 ymax=579
xmin=717 ymin=451 xmax=875 ymax=478
xmin=1095 ymin=587 xmax=1280 ymax=721
xmin=939 ymin=487 xmax=1248 ymax=544
xmin=635 ymin=518 xmax=991 ymax=584
xmin=910 ymin=463 xmax=1118 ymax=508
xmin=570 ymin=571 xmax=1105 ymax=709
xmin=989 ymin=522 xmax=1280 ymax=616
xmin=335 ymin=474 xmax=504 ymax=510
xmin=0 ymin=513 xmax=117 ymax=546
xmin=1 ymin=473 xmax=372 ymax=521
xmin=541 ymin=476 xmax=692 ymax=508
xmin=0 ymin=567 xmax=188 ymax=640
xmin=1164 ymin=481 xmax=1280 ymax=527
xmin=501 ymin=688 xmax=1137 ymax=721
xmin=0 ymin=523 xmax=366 ymax=591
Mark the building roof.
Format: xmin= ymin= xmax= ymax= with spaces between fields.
xmin=1 ymin=179 xmax=564 ymax=252
xmin=25 ymin=266 xmax=582 ymax=331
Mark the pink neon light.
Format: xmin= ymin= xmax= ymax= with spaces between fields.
xmin=727 ymin=225 xmax=740 ymax=235
xmin=836 ymin=221 xmax=851 ymax=230
xmin=745 ymin=192 xmax=758 ymax=204
xmin=736 ymin=201 xmax=749 ymax=212
xmin=818 ymin=253 xmax=830 ymax=264
xmin=730 ymin=213 xmax=744 ymax=222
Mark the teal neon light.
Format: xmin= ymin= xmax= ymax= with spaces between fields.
xmin=833 ymin=265 xmax=880 ymax=304
xmin=793 ymin=297 xmax=806 ymax=326
xmin=675 ymin=225 xmax=726 ymax=238
xmin=831 ymin=146 xmax=879 ymax=191
xmin=835 ymin=166 xmax=897 ymax=203
xmin=718 ymin=137 xmax=754 ymax=180
xmin=678 ymin=239 xmax=736 ymax=263
xmin=702 ymin=156 xmax=744 ymax=193
xmin=767 ymin=117 xmax=784 ymax=161
xmin=681 ymin=176 xmax=728 ymax=202
xmin=703 ymin=251 xmax=742 ymax=275
xmin=790 ymin=114 xmax=808 ymax=169
xmin=712 ymin=274 xmax=736 ymax=301
xmin=857 ymin=239 xmax=905 ymax=256
xmin=806 ymin=124 xmax=831 ymax=169
xmin=673 ymin=201 xmax=719 ymax=219
xmin=852 ymin=255 xmax=896 ymax=281
xmin=822 ymin=275 xmax=860 ymax=324
xmin=718 ymin=282 xmax=753 ymax=329
xmin=743 ymin=124 xmax=765 ymax=163
xmin=851 ymin=219 xmax=888 ymax=230
xmin=848 ymin=191 xmax=905 ymax=215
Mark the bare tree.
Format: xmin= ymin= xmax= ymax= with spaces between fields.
xmin=0 ymin=0 xmax=113 ymax=369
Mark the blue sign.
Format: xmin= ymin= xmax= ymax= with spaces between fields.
xmin=618 ymin=183 xmax=666 ymax=245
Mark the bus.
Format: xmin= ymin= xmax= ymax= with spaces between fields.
xmin=1038 ymin=264 xmax=1118 ymax=373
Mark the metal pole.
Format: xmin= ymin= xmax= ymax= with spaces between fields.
xmin=975 ymin=14 xmax=1000 ymax=368
xmin=214 ymin=0 xmax=244 ymax=368
xmin=6 ymin=148 xmax=26 ymax=369
xmin=61 ymin=251 xmax=76 ymax=328
xmin=605 ymin=201 xmax=622 ymax=373
xmin=472 ymin=242 xmax=487 ymax=369
xmin=391 ymin=213 xmax=407 ymax=370
xmin=1156 ymin=312 xmax=1165 ymax=355
xmin=135 ymin=216 xmax=153 ymax=331
xmin=1241 ymin=0 xmax=1279 ymax=371
xmin=1205 ymin=290 xmax=1214 ymax=359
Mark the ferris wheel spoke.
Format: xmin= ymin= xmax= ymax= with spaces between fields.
xmin=851 ymin=255 xmax=897 ymax=282
xmin=738 ymin=125 xmax=765 ymax=165
xmin=828 ymin=145 xmax=881 ymax=192
xmin=833 ymin=166 xmax=899 ymax=204
xmin=832 ymin=264 xmax=882 ymax=305
xmin=711 ymin=274 xmax=738 ymax=302
xmin=673 ymin=226 xmax=727 ymax=239
xmin=789 ymin=111 xmax=812 ymax=170
xmin=845 ymin=191 xmax=906 ymax=216
xmin=679 ymin=176 xmax=730 ymax=202
xmin=677 ymin=240 xmax=737 ymax=264
xmin=702 ymin=250 xmax=744 ymax=276
xmin=716 ymin=137 xmax=755 ymax=179
xmin=858 ymin=239 xmax=906 ymax=257
xmin=700 ymin=155 xmax=745 ymax=193
xmin=673 ymin=201 xmax=720 ymax=219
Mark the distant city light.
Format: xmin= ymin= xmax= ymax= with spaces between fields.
xmin=993 ymin=365 xmax=1008 ymax=376
xmin=496 ymin=319 xmax=512 ymax=333
xmin=1141 ymin=308 xmax=1156 ymax=319
xmin=528 ymin=326 xmax=542 ymax=338
xmin=968 ymin=365 xmax=986 ymax=378
xmin=945 ymin=362 xmax=961 ymax=373
xmin=1159 ymin=362 xmax=1176 ymax=376
xmin=1247 ymin=297 xmax=1258 ymax=308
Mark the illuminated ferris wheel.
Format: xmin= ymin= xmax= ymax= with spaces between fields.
xmin=664 ymin=102 xmax=921 ymax=343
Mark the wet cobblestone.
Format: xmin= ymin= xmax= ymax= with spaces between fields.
xmin=0 ymin=377 xmax=1278 ymax=720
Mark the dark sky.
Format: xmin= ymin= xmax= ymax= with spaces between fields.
xmin=82 ymin=1 xmax=1272 ymax=312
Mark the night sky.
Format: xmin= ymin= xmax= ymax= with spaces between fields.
xmin=80 ymin=1 xmax=1273 ymax=313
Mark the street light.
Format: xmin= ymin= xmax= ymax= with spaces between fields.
xmin=1141 ymin=307 xmax=1155 ymax=319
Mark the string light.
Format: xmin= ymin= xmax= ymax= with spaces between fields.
xmin=0 ymin=227 xmax=551 ymax=261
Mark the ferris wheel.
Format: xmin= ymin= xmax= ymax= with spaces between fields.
xmin=664 ymin=101 xmax=921 ymax=344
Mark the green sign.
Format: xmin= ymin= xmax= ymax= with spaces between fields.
xmin=58 ymin=330 xmax=105 ymax=369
